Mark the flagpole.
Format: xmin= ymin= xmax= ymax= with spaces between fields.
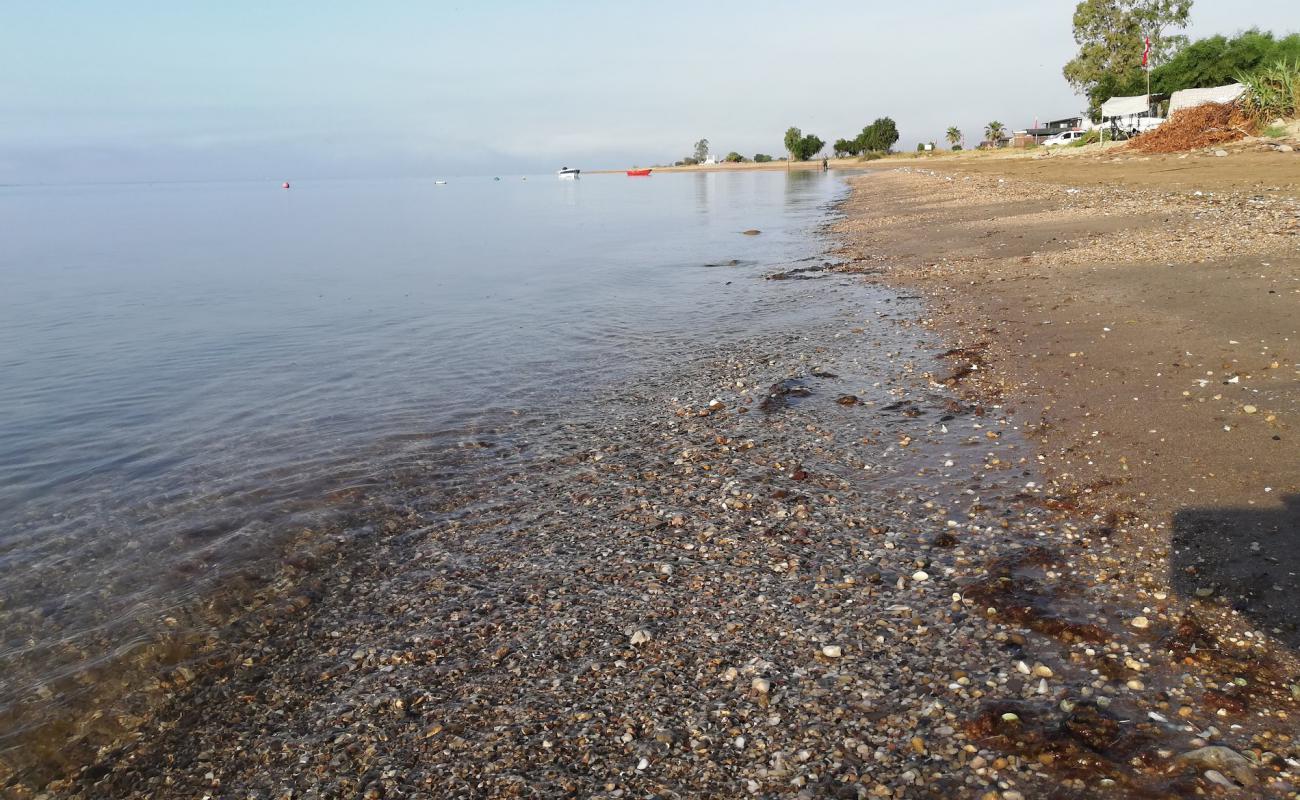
xmin=1145 ymin=35 xmax=1151 ymax=100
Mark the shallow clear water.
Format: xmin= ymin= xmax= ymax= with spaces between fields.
xmin=0 ymin=169 xmax=853 ymax=731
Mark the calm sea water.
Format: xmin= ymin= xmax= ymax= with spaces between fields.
xmin=0 ymin=169 xmax=852 ymax=741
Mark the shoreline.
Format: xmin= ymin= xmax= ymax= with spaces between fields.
xmin=22 ymin=156 xmax=1300 ymax=798
xmin=590 ymin=134 xmax=1300 ymax=183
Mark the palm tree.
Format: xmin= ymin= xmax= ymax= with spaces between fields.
xmin=984 ymin=121 xmax=1006 ymax=147
xmin=945 ymin=126 xmax=962 ymax=149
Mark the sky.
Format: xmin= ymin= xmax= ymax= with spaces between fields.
xmin=2 ymin=1 xmax=1296 ymax=183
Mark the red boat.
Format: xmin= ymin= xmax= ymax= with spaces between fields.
xmin=626 ymin=168 xmax=652 ymax=176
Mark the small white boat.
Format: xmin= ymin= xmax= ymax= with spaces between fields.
xmin=557 ymin=167 xmax=580 ymax=180
xmin=435 ymin=180 xmax=447 ymax=185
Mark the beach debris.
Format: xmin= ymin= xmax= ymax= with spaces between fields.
xmin=765 ymin=265 xmax=825 ymax=280
xmin=1127 ymin=102 xmax=1252 ymax=153
xmin=758 ymin=378 xmax=812 ymax=412
xmin=836 ymin=394 xmax=859 ymax=406
xmin=741 ymin=229 xmax=762 ymax=235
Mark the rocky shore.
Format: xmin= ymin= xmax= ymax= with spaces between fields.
xmin=17 ymin=159 xmax=1300 ymax=799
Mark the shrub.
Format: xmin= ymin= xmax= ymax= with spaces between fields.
xmin=1239 ymin=59 xmax=1300 ymax=121
xmin=860 ymin=151 xmax=885 ymax=161
xmin=951 ymin=144 xmax=962 ymax=151
xmin=1070 ymin=130 xmax=1102 ymax=147
xmin=753 ymin=153 xmax=773 ymax=162
xmin=724 ymin=152 xmax=745 ymax=162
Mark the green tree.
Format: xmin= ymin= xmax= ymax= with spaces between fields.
xmin=945 ymin=126 xmax=962 ymax=148
xmin=1063 ymin=0 xmax=1192 ymax=115
xmin=798 ymin=134 xmax=825 ymax=160
xmin=724 ymin=151 xmax=745 ymax=162
xmin=832 ymin=137 xmax=861 ymax=157
xmin=984 ymin=121 xmax=1006 ymax=145
xmin=753 ymin=153 xmax=773 ymax=162
xmin=784 ymin=126 xmax=824 ymax=160
xmin=693 ymin=139 xmax=710 ymax=162
xmin=784 ymin=127 xmax=803 ymax=159
xmin=857 ymin=117 xmax=900 ymax=153
xmin=1147 ymin=29 xmax=1300 ymax=94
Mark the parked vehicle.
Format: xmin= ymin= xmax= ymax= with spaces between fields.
xmin=1042 ymin=130 xmax=1087 ymax=147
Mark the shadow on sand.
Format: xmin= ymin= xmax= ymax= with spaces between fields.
xmin=1172 ymin=494 xmax=1300 ymax=648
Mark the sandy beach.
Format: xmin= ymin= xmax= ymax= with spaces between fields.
xmin=17 ymin=147 xmax=1300 ymax=799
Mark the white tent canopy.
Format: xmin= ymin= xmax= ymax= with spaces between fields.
xmin=1169 ymin=83 xmax=1246 ymax=114
xmin=1100 ymin=94 xmax=1151 ymax=118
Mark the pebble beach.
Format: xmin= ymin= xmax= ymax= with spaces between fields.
xmin=18 ymin=152 xmax=1300 ymax=799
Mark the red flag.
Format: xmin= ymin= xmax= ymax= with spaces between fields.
xmin=1143 ymin=36 xmax=1151 ymax=67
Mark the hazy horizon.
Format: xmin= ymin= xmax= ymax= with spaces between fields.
xmin=4 ymin=1 xmax=1296 ymax=184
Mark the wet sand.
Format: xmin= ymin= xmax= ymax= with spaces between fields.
xmin=17 ymin=155 xmax=1300 ymax=798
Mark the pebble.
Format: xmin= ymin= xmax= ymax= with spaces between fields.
xmin=820 ymin=645 xmax=843 ymax=658
xmin=1130 ymin=616 xmax=1150 ymax=629
xmin=1177 ymin=745 xmax=1258 ymax=786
